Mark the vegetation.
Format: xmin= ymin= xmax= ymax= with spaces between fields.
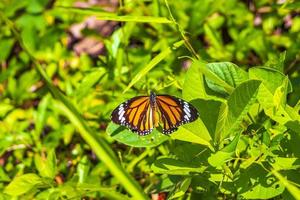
xmin=1 ymin=0 xmax=300 ymax=199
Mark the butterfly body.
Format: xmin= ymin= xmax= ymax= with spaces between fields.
xmin=111 ymin=92 xmax=198 ymax=135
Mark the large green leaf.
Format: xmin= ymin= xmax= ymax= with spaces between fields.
xmin=205 ymin=62 xmax=248 ymax=95
xmin=220 ymin=80 xmax=261 ymax=141
xmin=249 ymin=67 xmax=292 ymax=94
xmin=183 ymin=60 xmax=231 ymax=102
xmin=182 ymin=60 xmax=209 ymax=101
xmin=194 ymin=60 xmax=235 ymax=94
xmin=107 ymin=122 xmax=169 ymax=147
xmin=170 ymin=119 xmax=213 ymax=149
xmin=240 ymin=178 xmax=285 ymax=199
xmin=190 ymin=99 xmax=224 ymax=142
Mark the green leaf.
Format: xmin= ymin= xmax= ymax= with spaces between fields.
xmin=106 ymin=122 xmax=169 ymax=147
xmin=182 ymin=60 xmax=225 ymax=102
xmin=123 ymin=40 xmax=184 ymax=93
xmin=170 ymin=119 xmax=213 ymax=149
xmin=191 ymin=98 xmax=225 ymax=141
xmin=237 ymin=164 xmax=285 ymax=199
xmin=240 ymin=177 xmax=285 ymax=199
xmin=271 ymin=157 xmax=299 ymax=171
xmin=221 ymin=80 xmax=261 ymax=141
xmin=250 ymin=68 xmax=298 ymax=124
xmin=151 ymin=156 xmax=207 ymax=175
xmin=208 ymin=133 xmax=240 ymax=167
xmin=205 ymin=62 xmax=248 ymax=95
xmin=195 ymin=60 xmax=235 ymax=94
xmin=249 ymin=67 xmax=292 ymax=94
xmin=285 ymin=120 xmax=300 ymax=133
xmin=4 ymin=173 xmax=44 ymax=196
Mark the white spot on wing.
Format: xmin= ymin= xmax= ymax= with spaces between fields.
xmin=118 ymin=110 xmax=125 ymax=120
xmin=184 ymin=115 xmax=189 ymax=121
xmin=183 ymin=103 xmax=191 ymax=118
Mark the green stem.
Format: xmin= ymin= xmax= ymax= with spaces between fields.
xmin=164 ymin=0 xmax=199 ymax=59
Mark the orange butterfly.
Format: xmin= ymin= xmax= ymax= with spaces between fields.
xmin=111 ymin=91 xmax=199 ymax=135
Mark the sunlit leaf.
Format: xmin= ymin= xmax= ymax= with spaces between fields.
xmin=106 ymin=122 xmax=169 ymax=147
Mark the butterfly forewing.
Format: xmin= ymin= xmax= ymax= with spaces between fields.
xmin=156 ymin=95 xmax=199 ymax=134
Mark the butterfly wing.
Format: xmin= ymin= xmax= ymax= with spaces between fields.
xmin=111 ymin=96 xmax=155 ymax=135
xmin=156 ymin=95 xmax=199 ymax=134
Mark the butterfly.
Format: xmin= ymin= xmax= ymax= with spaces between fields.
xmin=111 ymin=91 xmax=199 ymax=135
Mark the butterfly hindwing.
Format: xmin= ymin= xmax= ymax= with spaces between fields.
xmin=156 ymin=95 xmax=199 ymax=134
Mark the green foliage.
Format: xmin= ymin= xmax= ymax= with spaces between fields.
xmin=1 ymin=0 xmax=300 ymax=199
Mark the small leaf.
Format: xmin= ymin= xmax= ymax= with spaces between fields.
xmin=271 ymin=157 xmax=299 ymax=171
xmin=249 ymin=67 xmax=292 ymax=94
xmin=250 ymin=68 xmax=297 ymax=124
